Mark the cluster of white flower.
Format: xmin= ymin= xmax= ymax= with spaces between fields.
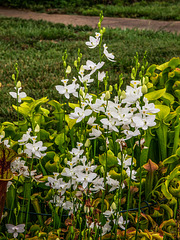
xmin=18 ymin=128 xmax=47 ymax=159
xmin=46 ymin=142 xmax=122 ymax=218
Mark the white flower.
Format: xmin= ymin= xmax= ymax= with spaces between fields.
xmin=122 ymin=85 xmax=142 ymax=104
xmin=89 ymin=127 xmax=102 ymax=140
xmin=9 ymin=87 xmax=27 ymax=103
xmin=18 ymin=128 xmax=33 ymax=145
xmin=83 ymin=60 xmax=105 ymax=76
xmin=132 ymin=114 xmax=156 ymax=130
xmin=115 ymin=215 xmax=129 ymax=230
xmin=87 ymin=116 xmax=97 ymax=126
xmin=117 ymin=156 xmax=132 ymax=169
xmin=69 ymin=107 xmax=92 ymax=123
xmin=98 ymin=71 xmax=106 ymax=81
xmin=126 ymin=167 xmax=137 ymax=181
xmin=10 ymin=158 xmax=29 ymax=177
xmin=56 ymin=79 xmax=77 ymax=99
xmin=123 ymin=128 xmax=141 ymax=140
xmin=76 ymin=171 xmax=97 ymax=189
xmin=50 ymin=195 xmax=65 ymax=207
xmin=102 ymin=220 xmax=112 ymax=236
xmin=6 ymin=224 xmax=25 ymax=238
xmin=103 ymin=44 xmax=115 ymax=62
xmin=85 ymin=33 xmax=100 ymax=48
xmin=24 ymin=140 xmax=47 ymax=159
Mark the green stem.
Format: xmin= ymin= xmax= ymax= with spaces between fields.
xmin=124 ymin=142 xmax=134 ymax=239
xmin=135 ymin=150 xmax=142 ymax=239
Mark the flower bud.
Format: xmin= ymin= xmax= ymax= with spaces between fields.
xmin=74 ymin=60 xmax=77 ymax=68
xmin=16 ymin=81 xmax=21 ymax=88
xmin=114 ymin=84 xmax=118 ymax=91
xmin=105 ymin=91 xmax=110 ymax=100
xmin=100 ymin=166 xmax=104 ymax=174
xmin=64 ymin=158 xmax=68 ymax=164
xmin=111 ymin=202 xmax=117 ymax=210
xmin=66 ymin=66 xmax=71 ymax=74
xmin=0 ymin=82 xmax=2 ymax=88
xmin=109 ymin=85 xmax=113 ymax=92
xmin=85 ymin=139 xmax=91 ymax=147
xmin=63 ymin=61 xmax=66 ymax=68
xmin=120 ymin=90 xmax=126 ymax=100
xmin=141 ymin=84 xmax=148 ymax=94
xmin=34 ymin=124 xmax=40 ymax=133
xmin=79 ymin=88 xmax=85 ymax=98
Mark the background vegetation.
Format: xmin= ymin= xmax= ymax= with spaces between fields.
xmin=0 ymin=17 xmax=180 ymax=123
xmin=0 ymin=0 xmax=180 ymax=20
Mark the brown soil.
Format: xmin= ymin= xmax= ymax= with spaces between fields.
xmin=0 ymin=7 xmax=180 ymax=34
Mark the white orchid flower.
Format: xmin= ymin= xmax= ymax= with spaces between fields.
xmin=69 ymin=107 xmax=92 ymax=123
xmin=85 ymin=32 xmax=100 ymax=48
xmin=83 ymin=60 xmax=105 ymax=76
xmin=24 ymin=140 xmax=47 ymax=159
xmin=103 ymin=44 xmax=115 ymax=62
xmin=9 ymin=87 xmax=27 ymax=103
xmin=98 ymin=71 xmax=106 ymax=81
xmin=6 ymin=224 xmax=25 ymax=238
xmin=89 ymin=127 xmax=102 ymax=140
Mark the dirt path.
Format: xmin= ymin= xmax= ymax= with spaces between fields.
xmin=0 ymin=7 xmax=180 ymax=34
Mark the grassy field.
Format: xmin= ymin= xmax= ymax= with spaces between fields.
xmin=55 ymin=1 xmax=180 ymax=21
xmin=0 ymin=17 xmax=180 ymax=122
xmin=0 ymin=1 xmax=180 ymax=20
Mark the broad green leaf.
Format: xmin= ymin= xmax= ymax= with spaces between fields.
xmin=48 ymin=100 xmax=63 ymax=112
xmin=45 ymin=161 xmax=57 ymax=173
xmin=176 ymin=147 xmax=180 ymax=157
xmin=55 ymin=133 xmax=67 ymax=153
xmin=155 ymin=105 xmax=170 ymax=121
xmin=159 ymin=219 xmax=176 ymax=229
xmin=156 ymin=62 xmax=169 ymax=71
xmin=40 ymin=129 xmax=50 ymax=141
xmin=174 ymin=89 xmax=180 ymax=99
xmin=65 ymin=115 xmax=77 ymax=129
xmin=146 ymin=64 xmax=157 ymax=75
xmin=161 ymin=183 xmax=172 ymax=199
xmin=160 ymin=204 xmax=173 ymax=218
xmin=163 ymin=155 xmax=178 ymax=165
xmin=99 ymin=150 xmax=118 ymax=168
xmin=145 ymin=88 xmax=166 ymax=101
xmin=161 ymin=92 xmax=174 ymax=104
xmin=168 ymin=57 xmax=180 ymax=69
xmin=29 ymin=97 xmax=49 ymax=114
xmin=69 ymin=102 xmax=79 ymax=109
xmin=12 ymin=102 xmax=30 ymax=117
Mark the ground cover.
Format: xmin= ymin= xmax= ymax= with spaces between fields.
xmin=0 ymin=13 xmax=180 ymax=239
xmin=0 ymin=0 xmax=180 ymax=20
xmin=0 ymin=17 xmax=180 ymax=123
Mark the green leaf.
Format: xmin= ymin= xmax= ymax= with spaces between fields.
xmin=99 ymin=150 xmax=118 ymax=168
xmin=168 ymin=57 xmax=180 ymax=69
xmin=55 ymin=133 xmax=67 ymax=153
xmin=45 ymin=161 xmax=57 ymax=173
xmin=145 ymin=88 xmax=166 ymax=101
xmin=146 ymin=64 xmax=157 ymax=75
xmin=161 ymin=92 xmax=174 ymax=104
xmin=69 ymin=102 xmax=79 ymax=109
xmin=12 ymin=102 xmax=30 ymax=117
xmin=156 ymin=61 xmax=169 ymax=71
xmin=155 ymin=105 xmax=170 ymax=121
xmin=160 ymin=204 xmax=173 ymax=218
xmin=163 ymin=155 xmax=178 ymax=165
xmin=40 ymin=129 xmax=50 ymax=141
xmin=176 ymin=147 xmax=180 ymax=157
